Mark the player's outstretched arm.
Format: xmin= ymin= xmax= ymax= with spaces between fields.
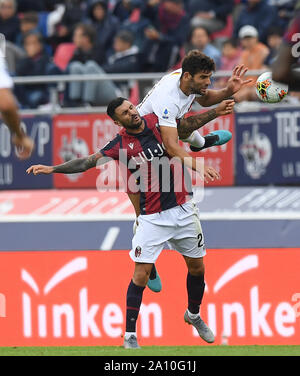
xmin=196 ymin=65 xmax=252 ymax=107
xmin=26 ymin=152 xmax=104 ymax=175
xmin=178 ymin=99 xmax=235 ymax=139
xmin=160 ymin=126 xmax=220 ymax=183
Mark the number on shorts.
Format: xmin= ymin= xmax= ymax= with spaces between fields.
xmin=197 ymin=233 xmax=204 ymax=248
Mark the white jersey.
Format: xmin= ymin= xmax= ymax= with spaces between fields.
xmin=137 ymin=69 xmax=197 ymax=128
xmin=0 ymin=57 xmax=13 ymax=89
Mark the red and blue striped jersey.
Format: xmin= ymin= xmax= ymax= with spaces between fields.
xmin=100 ymin=113 xmax=193 ymax=215
xmin=284 ymin=13 xmax=300 ymax=46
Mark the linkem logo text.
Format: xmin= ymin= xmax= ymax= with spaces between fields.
xmin=0 ymin=293 xmax=6 ymax=318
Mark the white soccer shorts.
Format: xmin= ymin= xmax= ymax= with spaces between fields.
xmin=130 ymin=200 xmax=206 ymax=263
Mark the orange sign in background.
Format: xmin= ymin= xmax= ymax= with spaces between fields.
xmin=0 ymin=248 xmax=299 ymax=346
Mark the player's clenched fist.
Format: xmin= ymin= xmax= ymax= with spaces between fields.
xmin=26 ymin=165 xmax=53 ymax=175
xmin=12 ymin=134 xmax=34 ymax=160
xmin=215 ymin=99 xmax=235 ymax=116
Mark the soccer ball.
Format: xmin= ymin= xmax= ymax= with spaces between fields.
xmin=256 ymin=72 xmax=288 ymax=103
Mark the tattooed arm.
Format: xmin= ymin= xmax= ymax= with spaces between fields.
xmin=177 ymin=100 xmax=235 ymax=140
xmin=178 ymin=109 xmax=217 ymax=139
xmin=26 ymin=152 xmax=105 ymax=175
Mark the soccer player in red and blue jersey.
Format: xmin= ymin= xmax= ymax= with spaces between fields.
xmin=272 ymin=1 xmax=300 ymax=89
xmin=27 ymin=98 xmax=222 ymax=348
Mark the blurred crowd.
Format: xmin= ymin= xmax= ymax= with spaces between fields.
xmin=0 ymin=0 xmax=297 ymax=108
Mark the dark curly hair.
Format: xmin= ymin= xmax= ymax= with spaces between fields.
xmin=107 ymin=97 xmax=127 ymax=120
xmin=182 ymin=50 xmax=216 ymax=76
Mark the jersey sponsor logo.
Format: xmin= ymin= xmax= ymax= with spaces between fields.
xmin=130 ymin=143 xmax=165 ymax=165
xmin=128 ymin=143 xmax=134 ymax=150
xmin=162 ymin=109 xmax=169 ymax=120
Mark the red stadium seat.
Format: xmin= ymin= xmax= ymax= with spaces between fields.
xmin=53 ymin=43 xmax=76 ymax=71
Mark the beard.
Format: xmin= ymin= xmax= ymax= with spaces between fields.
xmin=127 ymin=117 xmax=143 ymax=129
xmin=190 ymin=84 xmax=207 ymax=96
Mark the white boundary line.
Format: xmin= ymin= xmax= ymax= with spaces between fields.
xmin=0 ymin=212 xmax=300 ymax=222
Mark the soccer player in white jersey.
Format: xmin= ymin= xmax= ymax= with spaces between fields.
xmin=138 ymin=50 xmax=251 ymax=152
xmin=0 ymin=57 xmax=34 ymax=159
xmin=135 ymin=50 xmax=250 ymax=292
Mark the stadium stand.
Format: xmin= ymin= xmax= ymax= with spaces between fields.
xmin=0 ymin=0 xmax=294 ymax=108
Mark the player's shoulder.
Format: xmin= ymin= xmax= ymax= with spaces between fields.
xmin=163 ymin=69 xmax=182 ymax=86
xmin=143 ymin=113 xmax=159 ymax=127
xmin=166 ymin=68 xmax=182 ymax=78
xmin=102 ymin=132 xmax=122 ymax=150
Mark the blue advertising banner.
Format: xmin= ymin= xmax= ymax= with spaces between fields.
xmin=0 ymin=116 xmax=53 ymax=189
xmin=236 ymin=109 xmax=300 ymax=185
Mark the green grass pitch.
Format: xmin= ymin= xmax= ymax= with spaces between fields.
xmin=0 ymin=345 xmax=299 ymax=356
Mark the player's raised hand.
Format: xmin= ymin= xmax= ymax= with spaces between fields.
xmin=26 ymin=165 xmax=53 ymax=175
xmin=226 ymin=64 xmax=253 ymax=95
xmin=203 ymin=165 xmax=220 ymax=183
xmin=215 ymin=99 xmax=235 ymax=116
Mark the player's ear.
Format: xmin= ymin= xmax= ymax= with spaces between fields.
xmin=182 ymin=71 xmax=192 ymax=81
xmin=114 ymin=120 xmax=122 ymax=128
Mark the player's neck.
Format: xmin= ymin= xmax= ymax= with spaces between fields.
xmin=179 ymin=79 xmax=191 ymax=97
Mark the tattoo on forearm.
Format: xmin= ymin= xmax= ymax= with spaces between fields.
xmin=178 ymin=109 xmax=217 ymax=139
xmin=53 ymin=158 xmax=88 ymax=174
xmin=53 ymin=153 xmax=100 ymax=174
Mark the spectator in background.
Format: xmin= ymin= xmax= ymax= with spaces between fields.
xmin=264 ymin=27 xmax=284 ymax=66
xmin=220 ymin=38 xmax=242 ymax=71
xmin=113 ymin=0 xmax=143 ymax=23
xmin=104 ymin=29 xmax=140 ymax=73
xmin=87 ymin=0 xmax=120 ymax=52
xmin=53 ymin=0 xmax=86 ymax=47
xmin=16 ymin=12 xmax=39 ymax=48
xmin=0 ymin=0 xmax=20 ymax=43
xmin=142 ymin=0 xmax=189 ymax=72
xmin=234 ymin=0 xmax=278 ymax=44
xmin=268 ymin=0 xmax=296 ymax=30
xmin=68 ymin=23 xmax=105 ymax=69
xmin=103 ymin=29 xmax=141 ymax=96
xmin=66 ymin=23 xmax=119 ymax=106
xmin=234 ymin=25 xmax=269 ymax=102
xmin=15 ymin=32 xmax=60 ymax=108
xmin=188 ymin=0 xmax=234 ymax=34
xmin=214 ymin=38 xmax=242 ymax=88
xmin=185 ymin=26 xmax=221 ymax=69
xmin=16 ymin=0 xmax=62 ymax=12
